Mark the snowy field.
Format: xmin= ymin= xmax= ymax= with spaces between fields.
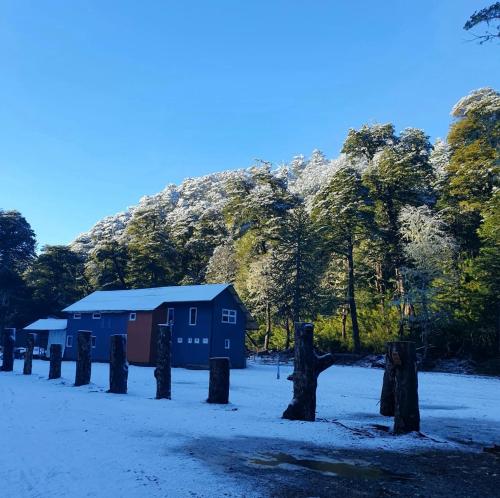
xmin=1 ymin=360 xmax=499 ymax=497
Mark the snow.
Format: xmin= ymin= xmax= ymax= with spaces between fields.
xmin=24 ymin=318 xmax=68 ymax=331
xmin=63 ymin=284 xmax=231 ymax=312
xmin=1 ymin=360 xmax=499 ymax=497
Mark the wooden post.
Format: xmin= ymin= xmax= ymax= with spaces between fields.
xmin=207 ymin=357 xmax=230 ymax=404
xmin=109 ymin=334 xmax=128 ymax=394
xmin=379 ymin=341 xmax=420 ymax=434
xmin=23 ymin=333 xmax=37 ymax=375
xmin=282 ymin=322 xmax=334 ymax=421
xmin=74 ymin=331 xmax=92 ymax=386
xmin=49 ymin=344 xmax=62 ymax=380
xmin=379 ymin=348 xmax=395 ymax=416
xmin=1 ymin=328 xmax=15 ymax=372
xmin=154 ymin=324 xmax=171 ymax=399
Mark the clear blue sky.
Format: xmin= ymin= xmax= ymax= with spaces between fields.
xmin=0 ymin=0 xmax=498 ymax=248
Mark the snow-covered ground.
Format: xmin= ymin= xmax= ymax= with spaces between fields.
xmin=0 ymin=360 xmax=499 ymax=497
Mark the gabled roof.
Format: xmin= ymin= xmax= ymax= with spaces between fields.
xmin=63 ymin=284 xmax=231 ymax=312
xmin=24 ymin=318 xmax=68 ymax=331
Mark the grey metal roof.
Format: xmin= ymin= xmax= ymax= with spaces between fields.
xmin=63 ymin=284 xmax=231 ymax=312
xmin=24 ymin=318 xmax=68 ymax=331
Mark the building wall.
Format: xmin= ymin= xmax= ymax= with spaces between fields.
xmin=64 ymin=312 xmax=128 ymax=362
xmin=211 ymin=289 xmax=247 ymax=368
xmin=169 ymin=302 xmax=212 ymax=368
xmin=127 ymin=312 xmax=153 ymax=364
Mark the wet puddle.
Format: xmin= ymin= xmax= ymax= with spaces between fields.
xmin=249 ymin=452 xmax=414 ymax=481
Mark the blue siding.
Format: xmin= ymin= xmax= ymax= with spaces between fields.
xmin=169 ymin=302 xmax=212 ymax=368
xmin=211 ymin=290 xmax=247 ymax=368
xmin=64 ymin=312 xmax=128 ymax=362
xmin=63 ymin=290 xmax=247 ymax=368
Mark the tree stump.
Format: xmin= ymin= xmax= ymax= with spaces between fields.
xmin=74 ymin=331 xmax=92 ymax=386
xmin=49 ymin=344 xmax=62 ymax=380
xmin=1 ymin=328 xmax=15 ymax=372
xmin=207 ymin=357 xmax=230 ymax=404
xmin=282 ymin=322 xmax=334 ymax=421
xmin=379 ymin=350 xmax=395 ymax=416
xmin=109 ymin=334 xmax=128 ymax=394
xmin=23 ymin=333 xmax=37 ymax=375
xmin=154 ymin=324 xmax=171 ymax=399
xmin=379 ymin=341 xmax=420 ymax=434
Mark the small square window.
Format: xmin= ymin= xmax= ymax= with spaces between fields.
xmin=129 ymin=312 xmax=137 ymax=321
xmin=224 ymin=339 xmax=230 ymax=349
xmin=189 ymin=307 xmax=197 ymax=326
xmin=73 ymin=313 xmax=81 ymax=320
xmin=177 ymin=337 xmax=183 ymax=344
xmin=91 ymin=336 xmax=97 ymax=348
xmin=167 ymin=308 xmax=174 ymax=324
xmin=202 ymin=338 xmax=208 ymax=344
xmin=92 ymin=312 xmax=101 ymax=320
xmin=188 ymin=338 xmax=193 ymax=344
xmin=222 ymin=309 xmax=237 ymax=324
xmin=66 ymin=335 xmax=73 ymax=347
xmin=194 ymin=338 xmax=200 ymax=344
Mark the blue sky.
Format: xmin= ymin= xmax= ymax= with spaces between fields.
xmin=0 ymin=0 xmax=498 ymax=248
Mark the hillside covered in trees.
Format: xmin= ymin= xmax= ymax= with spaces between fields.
xmin=1 ymin=88 xmax=499 ymax=362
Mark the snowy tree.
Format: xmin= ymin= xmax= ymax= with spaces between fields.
xmin=399 ymin=205 xmax=456 ymax=357
xmin=205 ymin=242 xmax=237 ymax=284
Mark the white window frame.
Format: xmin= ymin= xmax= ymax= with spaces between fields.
xmin=66 ymin=335 xmax=73 ymax=347
xmin=177 ymin=337 xmax=183 ymax=344
xmin=188 ymin=338 xmax=193 ymax=344
xmin=73 ymin=313 xmax=81 ymax=320
xmin=129 ymin=312 xmax=137 ymax=321
xmin=224 ymin=339 xmax=230 ymax=350
xmin=222 ymin=309 xmax=237 ymax=324
xmin=91 ymin=336 xmax=97 ymax=348
xmin=189 ymin=307 xmax=197 ymax=326
xmin=92 ymin=312 xmax=101 ymax=320
xmin=167 ymin=308 xmax=175 ymax=325
xmin=202 ymin=338 xmax=208 ymax=344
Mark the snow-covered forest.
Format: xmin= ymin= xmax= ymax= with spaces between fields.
xmin=1 ymin=87 xmax=499 ymax=362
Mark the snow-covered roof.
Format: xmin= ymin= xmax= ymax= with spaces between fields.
xmin=24 ymin=318 xmax=68 ymax=331
xmin=63 ymin=284 xmax=231 ymax=312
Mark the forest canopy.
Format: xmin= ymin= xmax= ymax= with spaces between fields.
xmin=2 ymin=87 xmax=499 ymax=360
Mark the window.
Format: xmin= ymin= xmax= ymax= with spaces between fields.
xmin=73 ymin=313 xmax=81 ymax=320
xmin=92 ymin=312 xmax=101 ymax=320
xmin=189 ymin=307 xmax=197 ymax=326
xmin=202 ymin=338 xmax=209 ymax=344
xmin=224 ymin=339 xmax=230 ymax=350
xmin=66 ymin=335 xmax=73 ymax=347
xmin=188 ymin=338 xmax=193 ymax=344
xmin=129 ymin=312 xmax=137 ymax=321
xmin=91 ymin=336 xmax=97 ymax=348
xmin=177 ymin=337 xmax=183 ymax=344
xmin=194 ymin=338 xmax=200 ymax=344
xmin=167 ymin=308 xmax=174 ymax=324
xmin=222 ymin=309 xmax=237 ymax=324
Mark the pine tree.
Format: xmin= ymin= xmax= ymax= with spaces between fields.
xmin=312 ymin=166 xmax=373 ymax=352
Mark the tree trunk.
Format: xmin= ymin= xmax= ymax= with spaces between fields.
xmin=109 ymin=334 xmax=128 ymax=394
xmin=379 ymin=341 xmax=420 ymax=434
xmin=341 ymin=305 xmax=348 ymax=341
xmin=74 ymin=331 xmax=92 ymax=386
xmin=347 ymin=243 xmax=361 ymax=353
xmin=263 ymin=300 xmax=271 ymax=350
xmin=283 ymin=322 xmax=334 ymax=421
xmin=1 ymin=328 xmax=15 ymax=372
xmin=285 ymin=316 xmax=291 ymax=350
xmin=49 ymin=344 xmax=62 ymax=380
xmin=23 ymin=333 xmax=36 ymax=375
xmin=207 ymin=357 xmax=230 ymax=404
xmin=379 ymin=350 xmax=395 ymax=416
xmin=154 ymin=324 xmax=171 ymax=399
